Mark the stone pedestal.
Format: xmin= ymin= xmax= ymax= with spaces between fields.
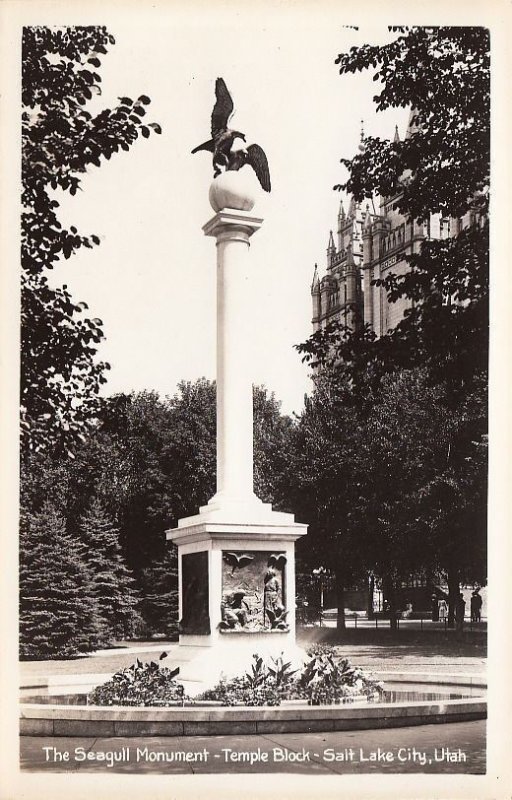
xmin=166 ymin=174 xmax=307 ymax=689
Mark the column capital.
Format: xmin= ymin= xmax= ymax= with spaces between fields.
xmin=203 ymin=209 xmax=263 ymax=241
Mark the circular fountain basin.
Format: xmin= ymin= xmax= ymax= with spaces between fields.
xmin=20 ymin=673 xmax=486 ymax=737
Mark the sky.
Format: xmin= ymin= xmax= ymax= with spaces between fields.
xmin=50 ymin=13 xmax=409 ymax=416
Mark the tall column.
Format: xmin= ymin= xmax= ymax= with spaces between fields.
xmin=203 ymin=210 xmax=262 ymax=508
xmin=167 ymin=174 xmax=307 ymax=684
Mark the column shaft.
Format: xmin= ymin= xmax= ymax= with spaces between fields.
xmin=215 ymin=226 xmax=254 ymax=501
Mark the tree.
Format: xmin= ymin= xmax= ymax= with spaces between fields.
xmin=78 ymin=498 xmax=140 ymax=643
xmin=290 ymin=365 xmax=487 ymax=629
xmin=336 ymin=27 xmax=489 ymax=221
xmin=19 ymin=381 xmax=296 ymax=637
xmin=330 ymin=26 xmax=489 ymax=398
xmin=20 ymin=502 xmax=102 ymax=658
xmin=253 ymin=385 xmax=294 ymax=508
xmin=21 ymin=26 xmax=161 ymax=454
xmin=138 ymin=549 xmax=179 ymax=638
xmin=288 ymin=373 xmax=369 ymax=628
xmin=295 ymin=27 xmax=489 ymax=621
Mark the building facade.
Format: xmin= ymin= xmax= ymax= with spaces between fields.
xmin=311 ymin=113 xmax=476 ymax=340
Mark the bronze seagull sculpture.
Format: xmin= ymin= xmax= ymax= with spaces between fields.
xmin=192 ymin=78 xmax=271 ymax=192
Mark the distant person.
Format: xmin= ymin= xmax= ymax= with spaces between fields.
xmin=431 ymin=593 xmax=439 ymax=622
xmin=438 ymin=598 xmax=448 ymax=623
xmin=471 ymin=589 xmax=483 ymax=622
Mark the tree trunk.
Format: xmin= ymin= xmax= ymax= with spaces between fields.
xmin=447 ymin=568 xmax=459 ymax=629
xmin=336 ymin=573 xmax=346 ymax=630
xmin=367 ymin=574 xmax=375 ymax=620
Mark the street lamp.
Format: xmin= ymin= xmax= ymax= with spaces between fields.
xmin=313 ymin=566 xmax=328 ymax=626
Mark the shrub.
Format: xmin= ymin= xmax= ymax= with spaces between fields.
xmin=88 ymin=648 xmax=384 ymax=707
xmin=198 ymin=654 xmax=282 ymax=706
xmin=198 ymin=675 xmax=282 ymax=707
xmin=87 ymin=658 xmax=189 ymax=706
xmin=292 ymin=645 xmax=383 ymax=705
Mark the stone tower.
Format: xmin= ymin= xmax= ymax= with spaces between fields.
xmin=311 ymin=197 xmax=365 ymax=334
xmin=311 ymin=110 xmax=477 ymax=340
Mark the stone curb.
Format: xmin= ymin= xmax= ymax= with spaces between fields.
xmin=20 ymin=671 xmax=487 ymax=737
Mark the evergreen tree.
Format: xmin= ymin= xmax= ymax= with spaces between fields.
xmin=20 ymin=503 xmax=102 ymax=658
xmin=78 ymin=498 xmax=140 ymax=643
xmin=138 ymin=548 xmax=179 ymax=638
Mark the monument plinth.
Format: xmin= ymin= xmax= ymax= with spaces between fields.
xmin=167 ymin=172 xmax=306 ymax=688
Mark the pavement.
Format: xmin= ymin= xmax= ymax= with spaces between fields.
xmin=18 ymin=632 xmax=487 ymax=776
xmin=20 ymin=720 xmax=486 ymax=774
xmin=19 ymin=630 xmax=487 ymax=687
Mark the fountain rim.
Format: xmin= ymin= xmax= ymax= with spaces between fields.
xmin=20 ymin=672 xmax=486 ymax=736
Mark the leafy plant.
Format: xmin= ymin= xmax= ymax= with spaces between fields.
xmin=294 ymin=645 xmax=383 ymax=705
xmin=267 ymin=654 xmax=298 ymax=689
xmin=245 ymin=654 xmax=268 ymax=688
xmin=87 ymin=658 xmax=188 ymax=706
xmin=198 ymin=654 xmax=281 ymax=706
xmin=198 ymin=674 xmax=282 ymax=707
xmin=197 ymin=649 xmax=381 ymax=707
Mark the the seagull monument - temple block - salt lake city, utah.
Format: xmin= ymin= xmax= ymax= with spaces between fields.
xmin=166 ymin=79 xmax=307 ymax=689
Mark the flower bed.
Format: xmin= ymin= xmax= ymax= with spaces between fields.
xmin=88 ymin=646 xmax=383 ymax=708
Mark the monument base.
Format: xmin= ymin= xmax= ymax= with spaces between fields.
xmin=166 ymin=501 xmax=307 ymax=689
xmin=166 ymin=638 xmax=308 ymax=693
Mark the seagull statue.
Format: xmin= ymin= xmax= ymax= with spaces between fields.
xmin=192 ymin=78 xmax=271 ymax=192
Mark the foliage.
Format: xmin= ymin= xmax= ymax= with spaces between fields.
xmin=137 ymin=549 xmax=179 ymax=639
xmin=198 ymin=654 xmax=282 ymax=706
xmin=294 ymin=645 xmax=382 ymax=705
xmin=77 ymin=498 xmax=141 ymax=643
xmin=19 ymin=502 xmax=103 ymax=658
xmin=19 ymin=381 xmax=295 ymax=643
xmin=294 ymin=367 xmax=486 ymax=594
xmin=267 ymin=653 xmax=298 ymax=689
xmin=21 ymin=26 xmax=161 ymax=454
xmin=198 ymin=650 xmax=381 ymax=707
xmin=253 ymin=386 xmax=294 ymax=508
xmin=87 ymin=651 xmax=383 ymax=708
xmin=87 ymin=658 xmax=188 ymax=706
xmin=293 ymin=27 xmax=489 ymax=617
xmin=335 ymin=26 xmax=489 ymax=221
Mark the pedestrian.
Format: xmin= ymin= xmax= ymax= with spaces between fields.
xmin=471 ymin=589 xmax=483 ymax=622
xmin=438 ymin=598 xmax=448 ymax=623
xmin=431 ymin=593 xmax=439 ymax=622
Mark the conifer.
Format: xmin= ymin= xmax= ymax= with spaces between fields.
xmin=78 ymin=498 xmax=140 ymax=644
xmin=19 ymin=503 xmax=102 ymax=658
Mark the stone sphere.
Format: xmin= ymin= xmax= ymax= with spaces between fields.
xmin=209 ymin=170 xmax=256 ymax=212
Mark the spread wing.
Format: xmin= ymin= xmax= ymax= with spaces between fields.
xmin=246 ymin=144 xmax=271 ymax=192
xmin=223 ymin=552 xmax=238 ymax=568
xmin=223 ymin=552 xmax=254 ymax=569
xmin=191 ymin=138 xmax=215 ymax=154
xmin=211 ymin=78 xmax=234 ymax=138
xmin=268 ymin=553 xmax=287 ymax=569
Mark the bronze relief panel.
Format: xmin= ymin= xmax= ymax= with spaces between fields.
xmin=220 ymin=550 xmax=288 ymax=632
